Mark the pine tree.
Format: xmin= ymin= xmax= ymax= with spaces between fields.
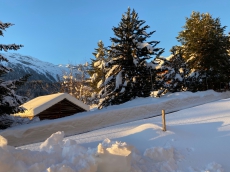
xmin=87 ymin=40 xmax=108 ymax=104
xmin=98 ymin=8 xmax=164 ymax=108
xmin=155 ymin=46 xmax=189 ymax=97
xmin=177 ymin=12 xmax=230 ymax=90
xmin=0 ymin=21 xmax=29 ymax=129
xmin=88 ymin=40 xmax=108 ymax=93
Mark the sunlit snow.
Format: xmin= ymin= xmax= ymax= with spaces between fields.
xmin=0 ymin=90 xmax=230 ymax=171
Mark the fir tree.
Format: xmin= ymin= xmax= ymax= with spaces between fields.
xmin=177 ymin=12 xmax=230 ymax=90
xmin=0 ymin=21 xmax=29 ymax=129
xmin=98 ymin=8 xmax=164 ymax=108
xmin=155 ymin=46 xmax=188 ymax=97
xmin=88 ymin=40 xmax=108 ymax=94
xmin=87 ymin=40 xmax=108 ymax=104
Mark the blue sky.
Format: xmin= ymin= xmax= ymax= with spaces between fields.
xmin=1 ymin=0 xmax=230 ymax=65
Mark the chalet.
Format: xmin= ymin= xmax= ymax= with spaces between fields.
xmin=14 ymin=93 xmax=89 ymax=120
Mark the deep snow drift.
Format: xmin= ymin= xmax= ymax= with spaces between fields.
xmin=0 ymin=90 xmax=230 ymax=171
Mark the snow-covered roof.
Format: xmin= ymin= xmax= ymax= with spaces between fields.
xmin=14 ymin=93 xmax=89 ymax=118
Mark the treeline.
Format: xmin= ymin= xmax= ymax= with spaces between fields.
xmin=72 ymin=9 xmax=230 ymax=109
xmin=16 ymin=81 xmax=61 ymax=100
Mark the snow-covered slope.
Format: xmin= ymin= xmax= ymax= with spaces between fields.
xmin=1 ymin=91 xmax=230 ymax=172
xmin=1 ymin=90 xmax=230 ymax=147
xmin=1 ymin=53 xmax=65 ymax=82
xmin=1 ymin=53 xmax=89 ymax=82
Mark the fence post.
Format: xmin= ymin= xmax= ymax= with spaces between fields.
xmin=162 ymin=109 xmax=166 ymax=131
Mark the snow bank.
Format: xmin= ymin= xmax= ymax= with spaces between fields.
xmin=0 ymin=132 xmax=96 ymax=172
xmin=1 ymin=90 xmax=230 ymax=147
xmin=96 ymin=138 xmax=132 ymax=172
xmin=0 ymin=131 xmax=174 ymax=172
xmin=1 ymin=131 xmax=222 ymax=172
xmin=0 ymin=131 xmax=171 ymax=172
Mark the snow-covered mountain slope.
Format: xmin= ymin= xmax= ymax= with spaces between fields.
xmin=1 ymin=53 xmax=65 ymax=82
xmin=1 ymin=53 xmax=89 ymax=82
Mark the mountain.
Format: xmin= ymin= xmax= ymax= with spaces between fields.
xmin=1 ymin=53 xmax=90 ymax=81
xmin=1 ymin=53 xmax=90 ymax=100
xmin=1 ymin=53 xmax=67 ymax=82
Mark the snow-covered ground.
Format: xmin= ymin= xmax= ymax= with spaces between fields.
xmin=1 ymin=90 xmax=230 ymax=147
xmin=1 ymin=90 xmax=230 ymax=171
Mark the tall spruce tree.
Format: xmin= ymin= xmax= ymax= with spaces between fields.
xmin=177 ymin=12 xmax=230 ymax=90
xmin=98 ymin=8 xmax=164 ymax=108
xmin=0 ymin=21 xmax=29 ymax=129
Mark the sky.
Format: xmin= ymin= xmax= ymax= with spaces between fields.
xmin=0 ymin=0 xmax=230 ymax=65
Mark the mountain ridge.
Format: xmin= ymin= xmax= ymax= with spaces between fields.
xmin=1 ymin=53 xmax=66 ymax=82
xmin=1 ymin=52 xmax=89 ymax=82
xmin=1 ymin=53 xmax=90 ymax=100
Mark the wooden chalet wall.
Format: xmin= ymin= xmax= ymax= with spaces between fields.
xmin=37 ymin=98 xmax=86 ymax=120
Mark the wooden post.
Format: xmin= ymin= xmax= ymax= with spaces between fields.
xmin=162 ymin=109 xmax=166 ymax=131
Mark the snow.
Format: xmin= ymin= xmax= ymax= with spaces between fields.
xmin=105 ymin=65 xmax=119 ymax=78
xmin=137 ymin=42 xmax=154 ymax=53
xmin=141 ymin=31 xmax=148 ymax=36
xmin=2 ymin=96 xmax=18 ymax=107
xmin=93 ymin=60 xmax=105 ymax=69
xmin=93 ymin=60 xmax=101 ymax=67
xmin=146 ymin=61 xmax=159 ymax=69
xmin=0 ymin=132 xmax=97 ymax=172
xmin=0 ymin=53 xmax=67 ymax=81
xmin=120 ymin=80 xmax=127 ymax=93
xmin=0 ymin=53 xmax=89 ymax=82
xmin=143 ymin=146 xmax=178 ymax=171
xmin=13 ymin=93 xmax=89 ymax=118
xmin=97 ymin=76 xmax=113 ymax=89
xmin=175 ymin=73 xmax=183 ymax=81
xmin=133 ymin=58 xmax=138 ymax=66
xmin=97 ymin=79 xmax=103 ymax=88
xmin=90 ymin=73 xmax=98 ymax=82
xmin=1 ymin=90 xmax=229 ymax=147
xmin=0 ymin=135 xmax=7 ymax=147
xmin=115 ymin=70 xmax=122 ymax=89
xmin=1 ymin=90 xmax=230 ymax=171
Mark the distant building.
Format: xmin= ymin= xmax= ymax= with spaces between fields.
xmin=14 ymin=93 xmax=89 ymax=120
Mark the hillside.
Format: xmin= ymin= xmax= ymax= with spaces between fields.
xmin=1 ymin=53 xmax=90 ymax=99
xmin=1 ymin=53 xmax=65 ymax=82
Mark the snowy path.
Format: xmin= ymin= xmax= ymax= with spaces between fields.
xmin=1 ymin=90 xmax=230 ymax=147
